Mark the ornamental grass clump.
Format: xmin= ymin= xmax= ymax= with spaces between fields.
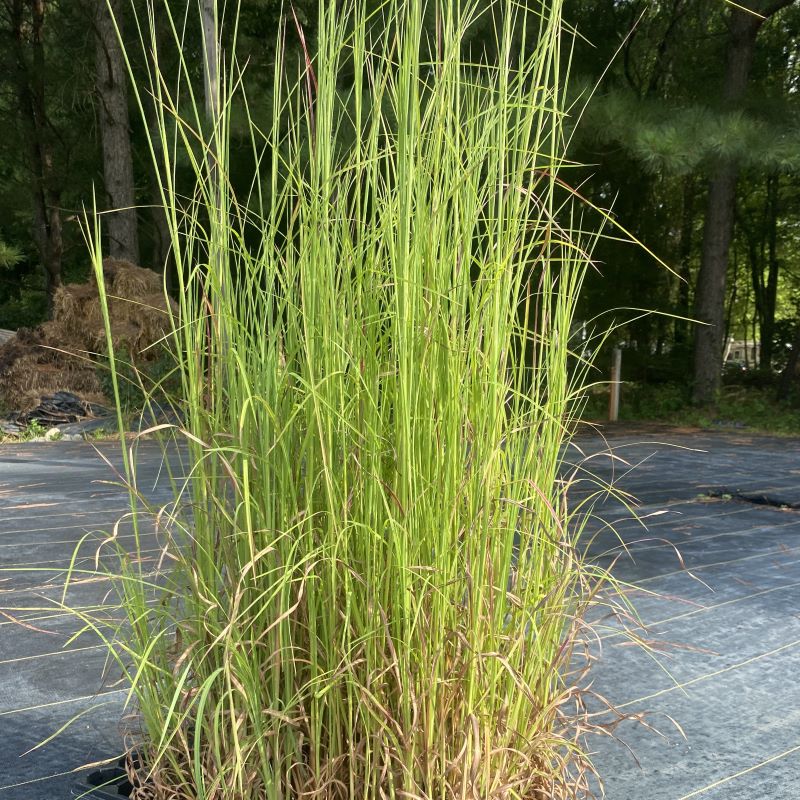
xmin=81 ymin=0 xmax=612 ymax=797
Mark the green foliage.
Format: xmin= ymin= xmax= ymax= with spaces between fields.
xmin=619 ymin=381 xmax=689 ymax=420
xmin=564 ymin=0 xmax=800 ymax=375
xmin=0 ymin=239 xmax=22 ymax=269
xmin=0 ymin=2 xmax=104 ymax=281
xmin=585 ymin=379 xmax=800 ymax=435
xmin=0 ymin=0 xmax=797 ymax=392
xmin=0 ymin=273 xmax=48 ymax=330
xmin=95 ymin=343 xmax=179 ymax=412
xmin=581 ymin=92 xmax=800 ymax=175
xmin=0 ymin=419 xmax=68 ymax=443
xmin=70 ymin=1 xmax=621 ymax=798
xmin=22 ymin=419 xmax=47 ymax=440
xmin=704 ymin=386 xmax=800 ymax=435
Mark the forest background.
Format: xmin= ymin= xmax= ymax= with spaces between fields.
xmin=1 ymin=0 xmax=798 ymax=421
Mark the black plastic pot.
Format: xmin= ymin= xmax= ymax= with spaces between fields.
xmin=72 ymin=758 xmax=133 ymax=799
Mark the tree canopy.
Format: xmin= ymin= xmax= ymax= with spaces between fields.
xmin=0 ymin=0 xmax=798 ymax=402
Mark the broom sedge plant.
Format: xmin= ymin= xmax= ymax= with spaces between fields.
xmin=66 ymin=0 xmax=629 ymax=797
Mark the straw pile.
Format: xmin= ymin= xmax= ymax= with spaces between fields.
xmin=0 ymin=259 xmax=177 ymax=411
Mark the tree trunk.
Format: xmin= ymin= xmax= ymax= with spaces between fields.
xmin=725 ymin=232 xmax=741 ymax=354
xmin=760 ymin=174 xmax=780 ymax=369
xmin=745 ymin=217 xmax=765 ymax=359
xmin=778 ymin=319 xmax=800 ymax=401
xmin=11 ymin=0 xmax=63 ymax=312
xmin=674 ymin=176 xmax=695 ymax=346
xmin=95 ymin=0 xmax=139 ymax=264
xmin=149 ymin=182 xmax=172 ymax=278
xmin=147 ymin=114 xmax=173 ymax=286
xmin=144 ymin=11 xmax=174 ymax=286
xmin=691 ymin=1 xmax=795 ymax=404
xmin=693 ymin=160 xmax=740 ymax=403
xmin=201 ymin=0 xmax=220 ymax=124
xmin=201 ymin=0 xmax=227 ymax=366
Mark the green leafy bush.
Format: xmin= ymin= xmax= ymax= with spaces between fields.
xmin=0 ymin=275 xmax=48 ymax=330
xmin=95 ymin=343 xmax=180 ymax=412
xmin=584 ymin=378 xmax=800 ymax=435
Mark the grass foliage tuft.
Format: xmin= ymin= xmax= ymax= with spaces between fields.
xmin=77 ymin=1 xmax=615 ymax=797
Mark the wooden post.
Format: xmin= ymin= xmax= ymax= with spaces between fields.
xmin=609 ymin=347 xmax=622 ymax=422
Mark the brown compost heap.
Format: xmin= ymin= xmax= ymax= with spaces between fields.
xmin=0 ymin=259 xmax=176 ymax=411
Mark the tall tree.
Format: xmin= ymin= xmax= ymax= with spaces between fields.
xmin=95 ymin=0 xmax=139 ymax=263
xmin=740 ymin=173 xmax=782 ymax=369
xmin=692 ymin=0 xmax=795 ymax=405
xmin=566 ymin=0 xmax=799 ymax=389
xmin=9 ymin=0 xmax=63 ymax=311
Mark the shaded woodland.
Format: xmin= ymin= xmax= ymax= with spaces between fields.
xmin=0 ymin=0 xmax=798 ymax=408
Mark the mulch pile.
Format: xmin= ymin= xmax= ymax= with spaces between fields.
xmin=0 ymin=259 xmax=177 ymax=413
